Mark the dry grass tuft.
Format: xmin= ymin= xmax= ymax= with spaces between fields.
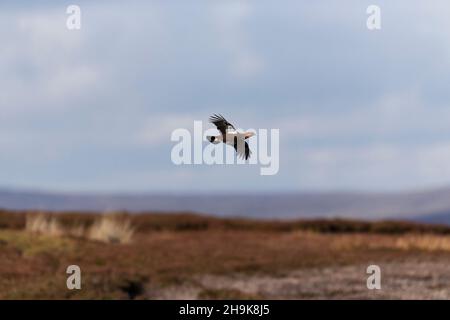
xmin=395 ymin=235 xmax=450 ymax=252
xmin=88 ymin=214 xmax=135 ymax=244
xmin=25 ymin=212 xmax=135 ymax=244
xmin=26 ymin=213 xmax=65 ymax=237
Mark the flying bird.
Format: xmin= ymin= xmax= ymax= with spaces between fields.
xmin=207 ymin=114 xmax=255 ymax=160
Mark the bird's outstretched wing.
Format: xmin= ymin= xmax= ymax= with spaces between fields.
xmin=209 ymin=114 xmax=236 ymax=136
xmin=233 ymin=137 xmax=251 ymax=160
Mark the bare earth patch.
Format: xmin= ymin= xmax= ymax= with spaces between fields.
xmin=149 ymin=259 xmax=450 ymax=300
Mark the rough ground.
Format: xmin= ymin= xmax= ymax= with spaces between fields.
xmin=2 ymin=210 xmax=450 ymax=299
xmin=150 ymin=260 xmax=450 ymax=299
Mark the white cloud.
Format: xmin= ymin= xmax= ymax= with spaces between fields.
xmin=277 ymin=91 xmax=450 ymax=140
xmin=295 ymin=142 xmax=450 ymax=191
xmin=0 ymin=9 xmax=98 ymax=116
xmin=211 ymin=1 xmax=265 ymax=78
xmin=136 ymin=114 xmax=197 ymax=146
xmin=266 ymin=90 xmax=450 ymax=191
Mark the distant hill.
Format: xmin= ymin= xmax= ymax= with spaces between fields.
xmin=411 ymin=211 xmax=450 ymax=225
xmin=2 ymin=187 xmax=450 ymax=223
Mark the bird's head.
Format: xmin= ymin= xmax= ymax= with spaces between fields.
xmin=244 ymin=131 xmax=256 ymax=139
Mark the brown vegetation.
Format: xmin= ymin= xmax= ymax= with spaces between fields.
xmin=0 ymin=209 xmax=449 ymax=299
xmin=3 ymin=209 xmax=450 ymax=235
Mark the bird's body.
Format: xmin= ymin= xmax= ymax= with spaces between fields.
xmin=207 ymin=114 xmax=255 ymax=160
xmin=208 ymin=131 xmax=249 ymax=143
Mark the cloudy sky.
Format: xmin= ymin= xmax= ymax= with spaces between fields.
xmin=2 ymin=1 xmax=450 ymax=193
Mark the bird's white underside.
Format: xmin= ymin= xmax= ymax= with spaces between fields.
xmin=212 ymin=132 xmax=254 ymax=145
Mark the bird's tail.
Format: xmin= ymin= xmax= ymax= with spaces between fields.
xmin=207 ymin=136 xmax=220 ymax=144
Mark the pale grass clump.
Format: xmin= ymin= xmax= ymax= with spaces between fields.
xmin=25 ymin=213 xmax=65 ymax=237
xmin=395 ymin=235 xmax=450 ymax=252
xmin=68 ymin=224 xmax=88 ymax=238
xmin=25 ymin=213 xmax=135 ymax=244
xmin=88 ymin=214 xmax=135 ymax=244
xmin=330 ymin=234 xmax=450 ymax=252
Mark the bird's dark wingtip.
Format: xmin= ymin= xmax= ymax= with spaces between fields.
xmin=209 ymin=113 xmax=226 ymax=123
